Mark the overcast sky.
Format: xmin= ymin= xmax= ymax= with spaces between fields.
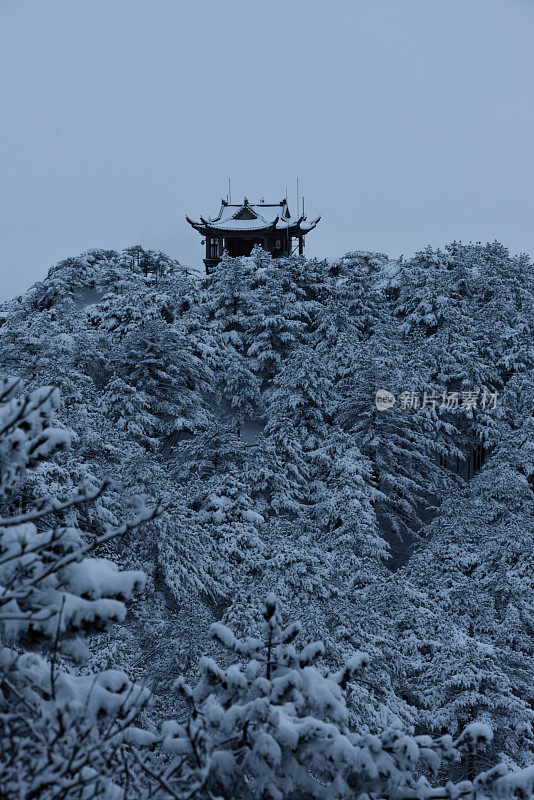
xmin=1 ymin=0 xmax=533 ymax=299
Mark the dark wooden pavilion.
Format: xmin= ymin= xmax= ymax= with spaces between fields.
xmin=186 ymin=196 xmax=320 ymax=273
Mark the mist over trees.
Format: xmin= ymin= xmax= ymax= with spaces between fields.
xmin=0 ymin=243 xmax=532 ymax=798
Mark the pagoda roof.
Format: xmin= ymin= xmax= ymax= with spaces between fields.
xmin=186 ymin=197 xmax=320 ymax=236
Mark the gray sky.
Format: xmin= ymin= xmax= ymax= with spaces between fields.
xmin=1 ymin=0 xmax=533 ymax=299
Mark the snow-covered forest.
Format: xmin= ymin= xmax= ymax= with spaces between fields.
xmin=0 ymin=243 xmax=532 ymax=799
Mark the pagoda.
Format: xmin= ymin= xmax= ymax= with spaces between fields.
xmin=186 ymin=196 xmax=320 ymax=273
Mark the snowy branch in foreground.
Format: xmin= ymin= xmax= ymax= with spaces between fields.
xmin=0 ymin=379 xmax=158 ymax=799
xmin=137 ymin=593 xmax=529 ymax=800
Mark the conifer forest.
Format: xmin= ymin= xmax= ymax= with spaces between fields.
xmin=0 ymin=243 xmax=532 ymax=799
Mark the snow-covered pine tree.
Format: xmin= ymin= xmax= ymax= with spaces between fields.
xmin=203 ymin=250 xmax=262 ymax=352
xmin=337 ymin=327 xmax=460 ymax=550
xmin=403 ymin=372 xmax=534 ymax=766
xmin=313 ymin=430 xmax=388 ymax=589
xmin=138 ymin=594 xmax=527 ymax=800
xmin=110 ymin=317 xmax=213 ymax=442
xmin=391 ymin=242 xmax=534 ymax=482
xmin=0 ymin=378 xmax=159 ymax=799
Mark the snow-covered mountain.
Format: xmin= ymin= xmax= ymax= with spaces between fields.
xmin=0 ymin=243 xmax=532 ymax=798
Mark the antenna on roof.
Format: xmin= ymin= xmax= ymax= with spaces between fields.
xmin=228 ymin=178 xmax=232 ymax=204
xmin=296 ymin=177 xmax=299 ymax=221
